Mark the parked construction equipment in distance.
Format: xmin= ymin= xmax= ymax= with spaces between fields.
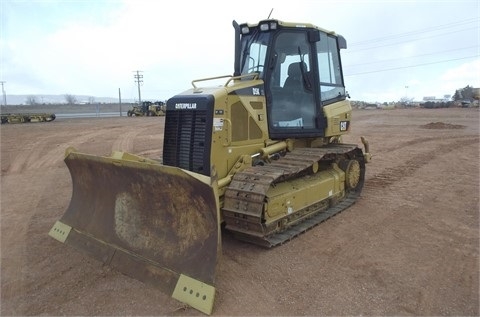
xmin=127 ymin=101 xmax=166 ymax=116
xmin=1 ymin=113 xmax=56 ymax=124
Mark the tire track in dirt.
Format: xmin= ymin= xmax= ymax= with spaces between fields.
xmin=7 ymin=129 xmax=108 ymax=173
xmin=110 ymin=127 xmax=149 ymax=153
xmin=4 ymin=135 xmax=51 ymax=174
xmin=31 ymin=128 xmax=125 ymax=170
xmin=365 ymin=136 xmax=479 ymax=190
xmin=0 ymin=170 xmax=59 ymax=314
xmin=330 ymin=135 xmax=479 ymax=314
xmin=379 ymin=135 xmax=475 ymax=154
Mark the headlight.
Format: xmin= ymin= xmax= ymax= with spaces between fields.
xmin=259 ymin=21 xmax=278 ymax=31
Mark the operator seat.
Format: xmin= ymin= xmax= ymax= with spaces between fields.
xmin=277 ymin=61 xmax=315 ymax=128
xmin=284 ymin=62 xmax=310 ymax=92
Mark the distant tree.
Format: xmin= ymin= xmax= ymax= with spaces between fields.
xmin=64 ymin=94 xmax=77 ymax=105
xmin=453 ymin=90 xmax=461 ymax=101
xmin=399 ymin=96 xmax=414 ymax=106
xmin=453 ymin=85 xmax=474 ymax=101
xmin=88 ymin=96 xmax=95 ymax=104
xmin=25 ymin=95 xmax=38 ymax=105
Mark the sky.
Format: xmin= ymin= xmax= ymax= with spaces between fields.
xmin=1 ymin=0 xmax=479 ymax=103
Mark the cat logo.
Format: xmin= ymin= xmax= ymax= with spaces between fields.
xmin=175 ymin=103 xmax=197 ymax=109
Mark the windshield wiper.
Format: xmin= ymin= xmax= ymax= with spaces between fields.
xmin=298 ymin=47 xmax=313 ymax=91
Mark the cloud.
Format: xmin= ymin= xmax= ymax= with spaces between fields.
xmin=2 ymin=0 xmax=478 ymax=102
xmin=440 ymin=59 xmax=480 ymax=89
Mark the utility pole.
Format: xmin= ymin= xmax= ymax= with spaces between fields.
xmin=0 ymin=81 xmax=6 ymax=107
xmin=133 ymin=71 xmax=143 ymax=106
xmin=118 ymin=88 xmax=122 ymax=117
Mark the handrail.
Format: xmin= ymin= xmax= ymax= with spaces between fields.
xmin=191 ymin=75 xmax=232 ymax=89
xmin=224 ymin=73 xmax=259 ymax=86
xmin=191 ymin=73 xmax=260 ymax=89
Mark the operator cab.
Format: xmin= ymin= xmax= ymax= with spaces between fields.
xmin=234 ymin=19 xmax=348 ymax=139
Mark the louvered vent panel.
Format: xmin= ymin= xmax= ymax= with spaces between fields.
xmin=163 ymin=110 xmax=209 ymax=176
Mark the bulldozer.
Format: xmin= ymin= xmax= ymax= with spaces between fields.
xmin=126 ymin=101 xmax=149 ymax=116
xmin=127 ymin=101 xmax=166 ymax=116
xmin=147 ymin=101 xmax=166 ymax=116
xmin=49 ymin=19 xmax=371 ymax=315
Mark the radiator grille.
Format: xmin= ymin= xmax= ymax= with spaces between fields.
xmin=163 ymin=109 xmax=210 ymax=176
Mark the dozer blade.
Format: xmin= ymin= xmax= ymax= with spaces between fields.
xmin=49 ymin=148 xmax=220 ymax=315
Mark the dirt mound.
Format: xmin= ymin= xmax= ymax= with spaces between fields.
xmin=421 ymin=122 xmax=466 ymax=129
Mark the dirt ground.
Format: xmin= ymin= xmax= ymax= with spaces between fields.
xmin=1 ymin=108 xmax=479 ymax=316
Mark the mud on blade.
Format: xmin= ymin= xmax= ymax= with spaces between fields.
xmin=49 ymin=149 xmax=220 ymax=315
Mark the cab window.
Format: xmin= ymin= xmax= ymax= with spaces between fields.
xmin=268 ymin=31 xmax=316 ymax=129
xmin=316 ymin=33 xmax=345 ymax=104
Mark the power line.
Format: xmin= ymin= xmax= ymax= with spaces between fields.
xmin=350 ymin=17 xmax=479 ymax=46
xmin=348 ymin=27 xmax=477 ymax=52
xmin=344 ymin=55 xmax=478 ymax=76
xmin=342 ymin=17 xmax=480 ymax=77
xmin=345 ymin=45 xmax=479 ymax=68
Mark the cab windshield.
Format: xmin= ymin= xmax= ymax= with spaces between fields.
xmin=240 ymin=31 xmax=271 ymax=78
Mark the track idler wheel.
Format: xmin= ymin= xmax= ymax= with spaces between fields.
xmin=339 ymin=159 xmax=361 ymax=190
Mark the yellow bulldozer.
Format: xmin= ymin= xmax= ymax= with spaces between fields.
xmin=49 ymin=19 xmax=371 ymax=314
xmin=147 ymin=100 xmax=166 ymax=116
xmin=127 ymin=101 xmax=166 ymax=116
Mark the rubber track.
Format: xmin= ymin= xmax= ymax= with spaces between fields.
xmin=222 ymin=144 xmax=365 ymax=248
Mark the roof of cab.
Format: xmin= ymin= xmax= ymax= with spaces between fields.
xmin=240 ymin=19 xmax=337 ymax=35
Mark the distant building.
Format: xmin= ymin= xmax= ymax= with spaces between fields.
xmin=423 ymin=96 xmax=450 ymax=102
